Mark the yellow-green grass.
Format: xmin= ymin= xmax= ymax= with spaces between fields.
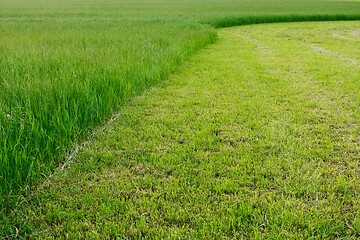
xmin=1 ymin=0 xmax=360 ymax=218
xmin=3 ymin=21 xmax=359 ymax=238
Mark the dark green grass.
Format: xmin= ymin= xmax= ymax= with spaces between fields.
xmin=209 ymin=13 xmax=360 ymax=28
xmin=2 ymin=21 xmax=358 ymax=238
xmin=0 ymin=21 xmax=216 ymax=205
xmin=1 ymin=0 xmax=360 ymax=218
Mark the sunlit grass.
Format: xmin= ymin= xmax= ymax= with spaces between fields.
xmin=2 ymin=21 xmax=358 ymax=238
xmin=1 ymin=0 xmax=360 ymax=230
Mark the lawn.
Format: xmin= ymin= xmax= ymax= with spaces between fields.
xmin=2 ymin=21 xmax=359 ymax=238
xmin=1 ymin=0 xmax=360 ymax=237
xmin=1 ymin=0 xmax=360 ymax=204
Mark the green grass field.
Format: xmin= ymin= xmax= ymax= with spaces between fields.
xmin=3 ymin=21 xmax=360 ymax=238
xmin=0 ymin=20 xmax=216 ymax=204
xmin=1 ymin=0 xmax=360 ymax=238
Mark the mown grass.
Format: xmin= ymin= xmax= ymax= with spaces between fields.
xmin=1 ymin=0 xmax=360 ymax=228
xmin=2 ymin=21 xmax=358 ymax=238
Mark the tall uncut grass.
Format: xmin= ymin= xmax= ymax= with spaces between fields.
xmin=1 ymin=0 xmax=360 ymax=208
xmin=208 ymin=14 xmax=360 ymax=28
xmin=0 ymin=21 xmax=216 ymax=207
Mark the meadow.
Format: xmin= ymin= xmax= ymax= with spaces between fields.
xmin=1 ymin=0 xmax=360 ymax=238
xmin=3 ymin=20 xmax=360 ymax=238
xmin=0 ymin=19 xmax=216 ymax=206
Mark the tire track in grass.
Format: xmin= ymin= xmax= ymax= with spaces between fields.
xmin=309 ymin=45 xmax=359 ymax=66
xmin=238 ymin=23 xmax=360 ymax=236
xmin=4 ymin=22 xmax=360 ymax=238
xmin=229 ymin=25 xmax=359 ymax=212
xmin=238 ymin=22 xmax=360 ymax=198
xmin=239 ymin=22 xmax=360 ymax=163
